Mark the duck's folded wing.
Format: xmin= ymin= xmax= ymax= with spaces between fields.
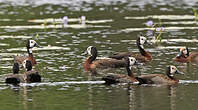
xmin=93 ymin=59 xmax=127 ymax=68
xmin=5 ymin=74 xmax=25 ymax=84
xmin=136 ymin=74 xmax=164 ymax=84
xmin=24 ymin=70 xmax=39 ymax=75
xmin=189 ymin=52 xmax=198 ymax=62
xmin=102 ymin=73 xmax=128 ymax=84
xmin=14 ymin=55 xmax=28 ymax=64
xmin=24 ymin=70 xmax=41 ymax=83
xmin=109 ymin=52 xmax=134 ymax=60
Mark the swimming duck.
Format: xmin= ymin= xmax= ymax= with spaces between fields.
xmin=22 ymin=60 xmax=41 ymax=83
xmin=102 ymin=57 xmax=139 ymax=84
xmin=5 ymin=60 xmax=41 ymax=84
xmin=109 ymin=36 xmax=152 ymax=62
xmin=14 ymin=39 xmax=40 ymax=67
xmin=136 ymin=66 xmax=183 ymax=85
xmin=83 ymin=46 xmax=127 ymax=74
xmin=5 ymin=62 xmax=21 ymax=84
xmin=173 ymin=47 xmax=198 ymax=63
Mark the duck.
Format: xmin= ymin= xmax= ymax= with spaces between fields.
xmin=22 ymin=60 xmax=41 ymax=83
xmin=5 ymin=62 xmax=21 ymax=84
xmin=102 ymin=57 xmax=139 ymax=84
xmin=136 ymin=66 xmax=183 ymax=85
xmin=14 ymin=39 xmax=40 ymax=67
xmin=109 ymin=36 xmax=152 ymax=62
xmin=83 ymin=46 xmax=127 ymax=74
xmin=173 ymin=47 xmax=198 ymax=63
xmin=5 ymin=60 xmax=41 ymax=84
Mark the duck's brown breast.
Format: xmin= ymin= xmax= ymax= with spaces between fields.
xmin=14 ymin=55 xmax=36 ymax=66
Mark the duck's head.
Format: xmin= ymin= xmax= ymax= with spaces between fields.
xmin=23 ymin=60 xmax=32 ymax=71
xmin=26 ymin=40 xmax=40 ymax=49
xmin=126 ymin=57 xmax=137 ymax=69
xmin=176 ymin=47 xmax=189 ymax=58
xmin=166 ymin=65 xmax=184 ymax=77
xmin=84 ymin=46 xmax=98 ymax=57
xmin=13 ymin=62 xmax=19 ymax=74
xmin=137 ymin=36 xmax=148 ymax=48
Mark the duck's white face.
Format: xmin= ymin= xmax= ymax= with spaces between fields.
xmin=128 ymin=57 xmax=137 ymax=66
xmin=29 ymin=40 xmax=37 ymax=48
xmin=180 ymin=47 xmax=188 ymax=55
xmin=87 ymin=46 xmax=93 ymax=56
xmin=139 ymin=36 xmax=147 ymax=45
xmin=169 ymin=65 xmax=177 ymax=76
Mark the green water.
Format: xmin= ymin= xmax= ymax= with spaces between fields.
xmin=0 ymin=0 xmax=198 ymax=110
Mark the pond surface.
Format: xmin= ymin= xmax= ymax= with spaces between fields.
xmin=0 ymin=0 xmax=198 ymax=110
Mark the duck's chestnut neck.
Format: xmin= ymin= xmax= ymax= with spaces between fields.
xmin=126 ymin=66 xmax=135 ymax=78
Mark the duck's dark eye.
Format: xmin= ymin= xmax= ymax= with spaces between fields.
xmin=31 ymin=41 xmax=33 ymax=43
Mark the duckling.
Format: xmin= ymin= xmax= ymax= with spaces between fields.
xmin=173 ymin=47 xmax=198 ymax=63
xmin=136 ymin=66 xmax=183 ymax=85
xmin=22 ymin=60 xmax=41 ymax=83
xmin=14 ymin=39 xmax=40 ymax=67
xmin=83 ymin=46 xmax=127 ymax=74
xmin=102 ymin=57 xmax=139 ymax=84
xmin=5 ymin=62 xmax=24 ymax=84
xmin=109 ymin=36 xmax=152 ymax=62
xmin=5 ymin=60 xmax=41 ymax=84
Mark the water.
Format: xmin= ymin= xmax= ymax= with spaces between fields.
xmin=0 ymin=0 xmax=198 ymax=110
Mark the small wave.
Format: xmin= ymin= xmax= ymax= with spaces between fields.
xmin=0 ymin=24 xmax=110 ymax=29
xmin=28 ymin=18 xmax=113 ymax=24
xmin=125 ymin=15 xmax=195 ymax=20
xmin=19 ymin=81 xmax=105 ymax=87
xmin=179 ymin=80 xmax=198 ymax=84
xmin=7 ymin=46 xmax=71 ymax=51
xmin=122 ymin=27 xmax=198 ymax=32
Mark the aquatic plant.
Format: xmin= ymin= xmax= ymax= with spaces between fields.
xmin=155 ymin=27 xmax=164 ymax=43
xmin=145 ymin=19 xmax=164 ymax=44
xmin=80 ymin=16 xmax=86 ymax=25
xmin=53 ymin=18 xmax=56 ymax=27
xmin=145 ymin=20 xmax=153 ymax=27
xmin=33 ymin=33 xmax=39 ymax=40
xmin=63 ymin=16 xmax=68 ymax=27
xmin=193 ymin=8 xmax=198 ymax=21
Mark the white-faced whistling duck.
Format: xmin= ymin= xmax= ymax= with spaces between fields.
xmin=136 ymin=66 xmax=184 ymax=85
xmin=109 ymin=36 xmax=152 ymax=62
xmin=14 ymin=39 xmax=41 ymax=67
xmin=83 ymin=46 xmax=127 ymax=74
xmin=102 ymin=57 xmax=139 ymax=84
xmin=173 ymin=47 xmax=198 ymax=63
